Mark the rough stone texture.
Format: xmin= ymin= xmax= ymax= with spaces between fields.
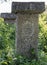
xmin=12 ymin=2 xmax=45 ymax=13
xmin=16 ymin=13 xmax=39 ymax=58
xmin=1 ymin=13 xmax=16 ymax=23
xmin=1 ymin=2 xmax=45 ymax=59
xmin=1 ymin=13 xmax=16 ymax=20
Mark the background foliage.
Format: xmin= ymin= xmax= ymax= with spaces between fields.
xmin=0 ymin=13 xmax=47 ymax=65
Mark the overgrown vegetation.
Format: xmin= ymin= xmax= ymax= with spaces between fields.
xmin=0 ymin=13 xmax=47 ymax=65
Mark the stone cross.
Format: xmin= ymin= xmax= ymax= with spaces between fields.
xmin=1 ymin=2 xmax=45 ymax=59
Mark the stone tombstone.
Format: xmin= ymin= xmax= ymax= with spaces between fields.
xmin=1 ymin=2 xmax=45 ymax=59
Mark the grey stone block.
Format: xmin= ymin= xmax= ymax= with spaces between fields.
xmin=1 ymin=13 xmax=16 ymax=20
xmin=0 ymin=2 xmax=45 ymax=59
xmin=12 ymin=2 xmax=45 ymax=13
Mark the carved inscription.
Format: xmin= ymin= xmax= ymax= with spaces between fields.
xmin=22 ymin=20 xmax=34 ymax=43
xmin=22 ymin=21 xmax=34 ymax=36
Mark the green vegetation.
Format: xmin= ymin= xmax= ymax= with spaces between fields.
xmin=0 ymin=18 xmax=16 ymax=65
xmin=0 ymin=13 xmax=47 ymax=65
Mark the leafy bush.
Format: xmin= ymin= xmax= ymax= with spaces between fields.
xmin=0 ymin=18 xmax=16 ymax=65
xmin=1 ymin=61 xmax=8 ymax=65
xmin=39 ymin=13 xmax=47 ymax=53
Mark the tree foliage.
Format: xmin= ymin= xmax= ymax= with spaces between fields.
xmin=0 ymin=18 xmax=16 ymax=65
xmin=39 ymin=13 xmax=47 ymax=53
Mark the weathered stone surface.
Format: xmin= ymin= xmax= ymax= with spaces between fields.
xmin=12 ymin=2 xmax=45 ymax=13
xmin=16 ymin=14 xmax=39 ymax=59
xmin=0 ymin=2 xmax=45 ymax=59
xmin=1 ymin=13 xmax=16 ymax=20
